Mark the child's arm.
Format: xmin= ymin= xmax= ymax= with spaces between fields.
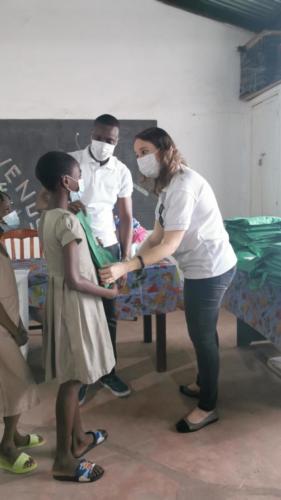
xmin=63 ymin=240 xmax=118 ymax=299
xmin=0 ymin=302 xmax=28 ymax=346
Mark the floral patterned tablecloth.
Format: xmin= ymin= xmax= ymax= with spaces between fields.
xmin=223 ymin=270 xmax=281 ymax=349
xmin=12 ymin=259 xmax=184 ymax=320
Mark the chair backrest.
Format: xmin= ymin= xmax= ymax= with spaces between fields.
xmin=0 ymin=229 xmax=43 ymax=259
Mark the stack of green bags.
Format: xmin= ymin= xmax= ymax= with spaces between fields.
xmin=260 ymin=242 xmax=281 ymax=287
xmin=224 ymin=217 xmax=281 ymax=288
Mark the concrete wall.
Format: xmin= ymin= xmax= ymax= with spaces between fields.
xmin=0 ymin=0 xmax=251 ymax=216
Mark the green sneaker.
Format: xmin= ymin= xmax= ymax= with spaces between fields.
xmin=100 ymin=374 xmax=131 ymax=397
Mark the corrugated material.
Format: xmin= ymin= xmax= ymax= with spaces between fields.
xmin=158 ymin=0 xmax=281 ymax=31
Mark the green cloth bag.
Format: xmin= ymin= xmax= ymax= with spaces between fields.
xmin=76 ymin=211 xmax=117 ymax=269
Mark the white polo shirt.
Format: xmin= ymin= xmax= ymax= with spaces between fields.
xmin=155 ymin=166 xmax=237 ymax=279
xmin=70 ymin=147 xmax=133 ymax=247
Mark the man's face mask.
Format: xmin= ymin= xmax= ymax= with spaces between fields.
xmin=90 ymin=139 xmax=115 ymax=162
xmin=137 ymin=153 xmax=160 ymax=179
xmin=2 ymin=210 xmax=20 ymax=228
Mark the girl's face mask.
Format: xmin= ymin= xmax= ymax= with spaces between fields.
xmin=66 ymin=177 xmax=85 ymax=202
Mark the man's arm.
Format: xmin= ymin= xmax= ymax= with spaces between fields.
xmin=116 ymin=197 xmax=133 ymax=260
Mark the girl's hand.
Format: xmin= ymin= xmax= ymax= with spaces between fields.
xmin=12 ymin=320 xmax=28 ymax=347
xmin=99 ymin=262 xmax=128 ymax=285
xmin=104 ymin=283 xmax=119 ymax=299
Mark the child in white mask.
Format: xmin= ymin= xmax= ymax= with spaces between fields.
xmin=0 ymin=191 xmax=20 ymax=233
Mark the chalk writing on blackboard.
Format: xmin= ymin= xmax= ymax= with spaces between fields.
xmin=0 ymin=157 xmax=39 ymax=228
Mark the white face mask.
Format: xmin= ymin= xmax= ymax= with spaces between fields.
xmin=137 ymin=153 xmax=160 ymax=179
xmin=90 ymin=139 xmax=115 ymax=162
xmin=3 ymin=210 xmax=20 ymax=227
xmin=68 ymin=177 xmax=85 ymax=202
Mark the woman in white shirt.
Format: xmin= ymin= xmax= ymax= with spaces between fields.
xmin=100 ymin=127 xmax=237 ymax=433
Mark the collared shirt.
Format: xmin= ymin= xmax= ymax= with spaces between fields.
xmin=155 ymin=166 xmax=237 ymax=279
xmin=69 ymin=147 xmax=133 ymax=247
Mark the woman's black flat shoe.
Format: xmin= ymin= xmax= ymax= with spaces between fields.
xmin=176 ymin=410 xmax=219 ymax=433
xmin=179 ymin=385 xmax=200 ymax=399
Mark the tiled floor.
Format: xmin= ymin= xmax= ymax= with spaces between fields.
xmin=1 ymin=309 xmax=281 ymax=499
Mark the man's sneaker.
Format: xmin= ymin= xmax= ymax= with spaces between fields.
xmin=100 ymin=374 xmax=131 ymax=397
xmin=78 ymin=384 xmax=88 ymax=406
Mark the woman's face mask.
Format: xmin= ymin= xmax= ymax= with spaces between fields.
xmin=137 ymin=153 xmax=160 ymax=179
xmin=2 ymin=210 xmax=20 ymax=228
xmin=90 ymin=140 xmax=115 ymax=162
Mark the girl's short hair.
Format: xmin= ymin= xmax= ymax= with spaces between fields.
xmin=35 ymin=151 xmax=78 ymax=191
xmin=134 ymin=127 xmax=186 ymax=194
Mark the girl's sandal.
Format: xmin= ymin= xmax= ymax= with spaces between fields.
xmin=18 ymin=434 xmax=46 ymax=450
xmin=0 ymin=452 xmax=37 ymax=474
xmin=74 ymin=429 xmax=108 ymax=459
xmin=53 ymin=459 xmax=104 ymax=483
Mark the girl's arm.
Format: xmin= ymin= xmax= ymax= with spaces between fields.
xmin=0 ymin=301 xmax=18 ymax=336
xmin=0 ymin=303 xmax=28 ymax=346
xmin=63 ymin=240 xmax=118 ymax=299
xmin=99 ymin=228 xmax=185 ymax=284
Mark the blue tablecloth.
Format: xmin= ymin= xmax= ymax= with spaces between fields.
xmin=12 ymin=259 xmax=183 ymax=320
xmin=223 ymin=270 xmax=281 ymax=348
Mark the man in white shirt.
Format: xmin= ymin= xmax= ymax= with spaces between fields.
xmin=70 ymin=114 xmax=133 ymax=399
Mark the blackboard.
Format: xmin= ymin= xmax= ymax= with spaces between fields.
xmin=239 ymin=33 xmax=281 ymax=99
xmin=0 ymin=119 xmax=157 ymax=230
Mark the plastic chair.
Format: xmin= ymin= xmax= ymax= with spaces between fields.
xmin=0 ymin=229 xmax=43 ymax=260
xmin=1 ymin=229 xmax=43 ymax=331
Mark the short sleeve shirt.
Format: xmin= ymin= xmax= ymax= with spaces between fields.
xmin=156 ymin=167 xmax=237 ymax=279
xmin=69 ymin=147 xmax=133 ymax=247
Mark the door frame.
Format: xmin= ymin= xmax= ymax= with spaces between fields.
xmin=250 ymin=84 xmax=281 ymax=215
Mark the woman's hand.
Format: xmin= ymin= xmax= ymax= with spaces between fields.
xmin=99 ymin=262 xmax=128 ymax=285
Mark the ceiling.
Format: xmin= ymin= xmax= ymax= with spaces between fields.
xmin=157 ymin=0 xmax=281 ymax=31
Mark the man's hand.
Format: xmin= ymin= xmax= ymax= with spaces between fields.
xmin=68 ymin=201 xmax=87 ymax=215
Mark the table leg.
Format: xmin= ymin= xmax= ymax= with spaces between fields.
xmin=143 ymin=315 xmax=152 ymax=343
xmin=237 ymin=318 xmax=264 ymax=347
xmin=156 ymin=314 xmax=167 ymax=372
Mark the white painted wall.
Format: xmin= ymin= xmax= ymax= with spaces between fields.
xmin=0 ymin=0 xmax=251 ymax=216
